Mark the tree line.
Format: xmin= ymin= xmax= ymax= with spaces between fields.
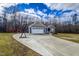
xmin=0 ymin=10 xmax=79 ymax=33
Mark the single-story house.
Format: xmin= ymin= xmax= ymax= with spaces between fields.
xmin=29 ymin=21 xmax=55 ymax=34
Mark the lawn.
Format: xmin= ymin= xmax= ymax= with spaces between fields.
xmin=0 ymin=33 xmax=40 ymax=56
xmin=54 ymin=33 xmax=79 ymax=43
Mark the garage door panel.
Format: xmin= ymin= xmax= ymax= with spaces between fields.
xmin=31 ymin=29 xmax=44 ymax=34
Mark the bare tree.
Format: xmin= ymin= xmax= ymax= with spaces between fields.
xmin=19 ymin=15 xmax=28 ymax=38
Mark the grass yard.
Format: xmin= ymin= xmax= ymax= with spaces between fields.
xmin=54 ymin=33 xmax=79 ymax=43
xmin=0 ymin=33 xmax=40 ymax=56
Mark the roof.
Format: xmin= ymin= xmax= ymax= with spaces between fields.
xmin=47 ymin=25 xmax=55 ymax=29
xmin=29 ymin=21 xmax=46 ymax=27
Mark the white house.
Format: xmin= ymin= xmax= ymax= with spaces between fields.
xmin=29 ymin=21 xmax=55 ymax=34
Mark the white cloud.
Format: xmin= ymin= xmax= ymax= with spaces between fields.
xmin=19 ymin=9 xmax=41 ymax=19
xmin=6 ymin=14 xmax=13 ymax=21
xmin=36 ymin=10 xmax=44 ymax=16
xmin=45 ymin=3 xmax=64 ymax=10
xmin=0 ymin=3 xmax=15 ymax=15
xmin=25 ymin=8 xmax=48 ymax=19
xmin=43 ymin=9 xmax=47 ymax=12
xmin=48 ymin=14 xmax=54 ymax=18
xmin=37 ymin=10 xmax=47 ymax=17
xmin=45 ymin=3 xmax=79 ymax=10
xmin=25 ymin=8 xmax=41 ymax=18
xmin=25 ymin=8 xmax=35 ymax=14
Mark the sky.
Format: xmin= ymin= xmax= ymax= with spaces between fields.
xmin=0 ymin=3 xmax=79 ymax=20
xmin=3 ymin=3 xmax=73 ymax=15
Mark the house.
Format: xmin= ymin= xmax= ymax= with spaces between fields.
xmin=29 ymin=21 xmax=55 ymax=34
xmin=47 ymin=25 xmax=55 ymax=34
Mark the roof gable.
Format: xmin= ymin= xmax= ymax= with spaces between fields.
xmin=29 ymin=21 xmax=46 ymax=27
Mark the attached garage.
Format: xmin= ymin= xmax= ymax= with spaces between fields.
xmin=29 ymin=21 xmax=55 ymax=35
xmin=31 ymin=27 xmax=45 ymax=34
xmin=29 ymin=21 xmax=46 ymax=34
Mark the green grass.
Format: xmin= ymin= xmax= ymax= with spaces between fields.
xmin=0 ymin=33 xmax=40 ymax=56
xmin=54 ymin=33 xmax=79 ymax=43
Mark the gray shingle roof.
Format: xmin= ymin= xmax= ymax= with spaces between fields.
xmin=48 ymin=25 xmax=55 ymax=28
xmin=29 ymin=21 xmax=46 ymax=27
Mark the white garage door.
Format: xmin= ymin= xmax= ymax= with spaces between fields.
xmin=31 ymin=28 xmax=44 ymax=34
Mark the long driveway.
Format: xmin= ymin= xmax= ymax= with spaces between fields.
xmin=13 ymin=33 xmax=79 ymax=56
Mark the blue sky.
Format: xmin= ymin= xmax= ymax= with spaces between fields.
xmin=4 ymin=3 xmax=73 ymax=17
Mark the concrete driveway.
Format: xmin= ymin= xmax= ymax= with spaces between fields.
xmin=13 ymin=33 xmax=79 ymax=56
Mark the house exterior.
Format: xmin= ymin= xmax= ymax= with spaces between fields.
xmin=29 ymin=21 xmax=55 ymax=34
xmin=47 ymin=25 xmax=55 ymax=34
